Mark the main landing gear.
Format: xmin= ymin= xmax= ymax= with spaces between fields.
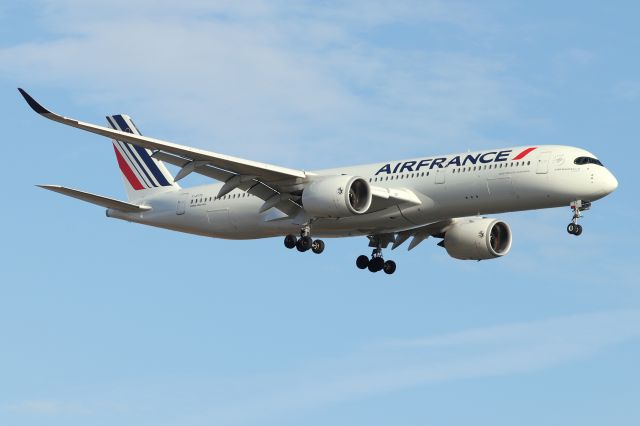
xmin=356 ymin=246 xmax=396 ymax=274
xmin=567 ymin=200 xmax=591 ymax=236
xmin=284 ymin=227 xmax=325 ymax=254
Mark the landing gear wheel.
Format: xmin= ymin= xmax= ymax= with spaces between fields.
xmin=383 ymin=260 xmax=396 ymax=275
xmin=311 ymin=239 xmax=325 ymax=254
xmin=356 ymin=255 xmax=369 ymax=269
xmin=368 ymin=257 xmax=385 ymax=273
xmin=284 ymin=234 xmax=297 ymax=249
xmin=567 ymin=200 xmax=591 ymax=236
xmin=296 ymin=236 xmax=312 ymax=252
xmin=574 ymin=224 xmax=583 ymax=236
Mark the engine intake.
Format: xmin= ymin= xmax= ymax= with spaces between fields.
xmin=302 ymin=175 xmax=372 ymax=218
xmin=443 ymin=218 xmax=512 ymax=260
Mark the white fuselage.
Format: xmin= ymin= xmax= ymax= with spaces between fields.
xmin=107 ymin=145 xmax=618 ymax=239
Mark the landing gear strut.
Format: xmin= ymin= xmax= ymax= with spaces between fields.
xmin=567 ymin=200 xmax=590 ymax=236
xmin=283 ymin=226 xmax=325 ymax=254
xmin=356 ymin=243 xmax=396 ymax=274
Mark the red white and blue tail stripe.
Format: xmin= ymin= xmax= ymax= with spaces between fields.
xmin=107 ymin=114 xmax=178 ymax=199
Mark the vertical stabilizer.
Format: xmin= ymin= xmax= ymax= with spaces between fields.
xmin=107 ymin=114 xmax=179 ymax=201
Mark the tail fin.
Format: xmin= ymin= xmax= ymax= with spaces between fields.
xmin=107 ymin=114 xmax=179 ymax=201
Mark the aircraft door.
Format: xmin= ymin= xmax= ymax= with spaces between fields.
xmin=434 ymin=168 xmax=446 ymax=184
xmin=176 ymin=193 xmax=189 ymax=215
xmin=536 ymin=151 xmax=551 ymax=174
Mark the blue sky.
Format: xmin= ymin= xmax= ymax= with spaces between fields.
xmin=1 ymin=1 xmax=639 ymax=425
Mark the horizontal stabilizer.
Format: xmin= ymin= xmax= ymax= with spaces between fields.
xmin=37 ymin=185 xmax=151 ymax=213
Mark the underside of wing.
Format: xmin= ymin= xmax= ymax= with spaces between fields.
xmin=368 ymin=218 xmax=455 ymax=251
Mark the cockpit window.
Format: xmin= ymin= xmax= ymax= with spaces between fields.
xmin=574 ymin=156 xmax=603 ymax=166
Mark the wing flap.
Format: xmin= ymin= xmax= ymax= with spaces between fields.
xmin=38 ymin=185 xmax=150 ymax=213
xmin=391 ymin=219 xmax=455 ymax=250
xmin=151 ymin=145 xmax=301 ymax=215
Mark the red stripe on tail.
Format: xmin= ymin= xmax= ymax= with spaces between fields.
xmin=513 ymin=147 xmax=537 ymax=160
xmin=113 ymin=144 xmax=144 ymax=190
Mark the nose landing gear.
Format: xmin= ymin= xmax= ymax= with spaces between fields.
xmin=567 ymin=200 xmax=591 ymax=236
xmin=283 ymin=226 xmax=325 ymax=254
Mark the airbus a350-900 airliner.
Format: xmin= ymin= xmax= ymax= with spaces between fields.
xmin=19 ymin=89 xmax=618 ymax=274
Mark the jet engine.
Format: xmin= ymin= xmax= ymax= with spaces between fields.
xmin=302 ymin=175 xmax=372 ymax=218
xmin=442 ymin=218 xmax=512 ymax=260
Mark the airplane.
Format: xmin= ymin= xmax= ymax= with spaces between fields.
xmin=18 ymin=88 xmax=618 ymax=274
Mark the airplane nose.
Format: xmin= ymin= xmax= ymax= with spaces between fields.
xmin=604 ymin=170 xmax=618 ymax=194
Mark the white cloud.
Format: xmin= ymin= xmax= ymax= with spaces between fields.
xmin=3 ymin=0 xmax=517 ymax=168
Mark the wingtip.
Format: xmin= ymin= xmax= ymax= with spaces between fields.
xmin=37 ymin=184 xmax=61 ymax=190
xmin=18 ymin=88 xmax=51 ymax=115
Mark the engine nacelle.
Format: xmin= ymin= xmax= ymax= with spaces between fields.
xmin=302 ymin=175 xmax=372 ymax=218
xmin=443 ymin=218 xmax=512 ymax=260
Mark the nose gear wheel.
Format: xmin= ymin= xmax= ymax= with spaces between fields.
xmin=567 ymin=200 xmax=590 ymax=236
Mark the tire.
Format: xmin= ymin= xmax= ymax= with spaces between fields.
xmin=297 ymin=235 xmax=312 ymax=252
xmin=312 ymin=239 xmax=325 ymax=254
xmin=368 ymin=257 xmax=384 ymax=273
xmin=567 ymin=223 xmax=576 ymax=235
xmin=574 ymin=224 xmax=583 ymax=236
xmin=356 ymin=255 xmax=369 ymax=269
xmin=383 ymin=260 xmax=397 ymax=275
xmin=284 ymin=234 xmax=297 ymax=249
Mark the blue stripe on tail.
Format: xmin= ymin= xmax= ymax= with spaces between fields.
xmin=107 ymin=116 xmax=156 ymax=188
xmin=111 ymin=115 xmax=171 ymax=187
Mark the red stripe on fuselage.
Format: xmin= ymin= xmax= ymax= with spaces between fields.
xmin=113 ymin=144 xmax=144 ymax=190
xmin=513 ymin=147 xmax=537 ymax=160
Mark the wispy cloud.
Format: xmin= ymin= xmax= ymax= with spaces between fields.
xmin=174 ymin=310 xmax=640 ymax=424
xmin=3 ymin=0 xmax=517 ymax=168
xmin=4 ymin=310 xmax=637 ymax=424
xmin=611 ymin=80 xmax=640 ymax=102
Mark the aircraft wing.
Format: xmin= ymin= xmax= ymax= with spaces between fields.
xmin=369 ymin=218 xmax=455 ymax=251
xmin=19 ymin=88 xmax=309 ymax=215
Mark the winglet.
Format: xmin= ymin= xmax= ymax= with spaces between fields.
xmin=18 ymin=88 xmax=51 ymax=115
